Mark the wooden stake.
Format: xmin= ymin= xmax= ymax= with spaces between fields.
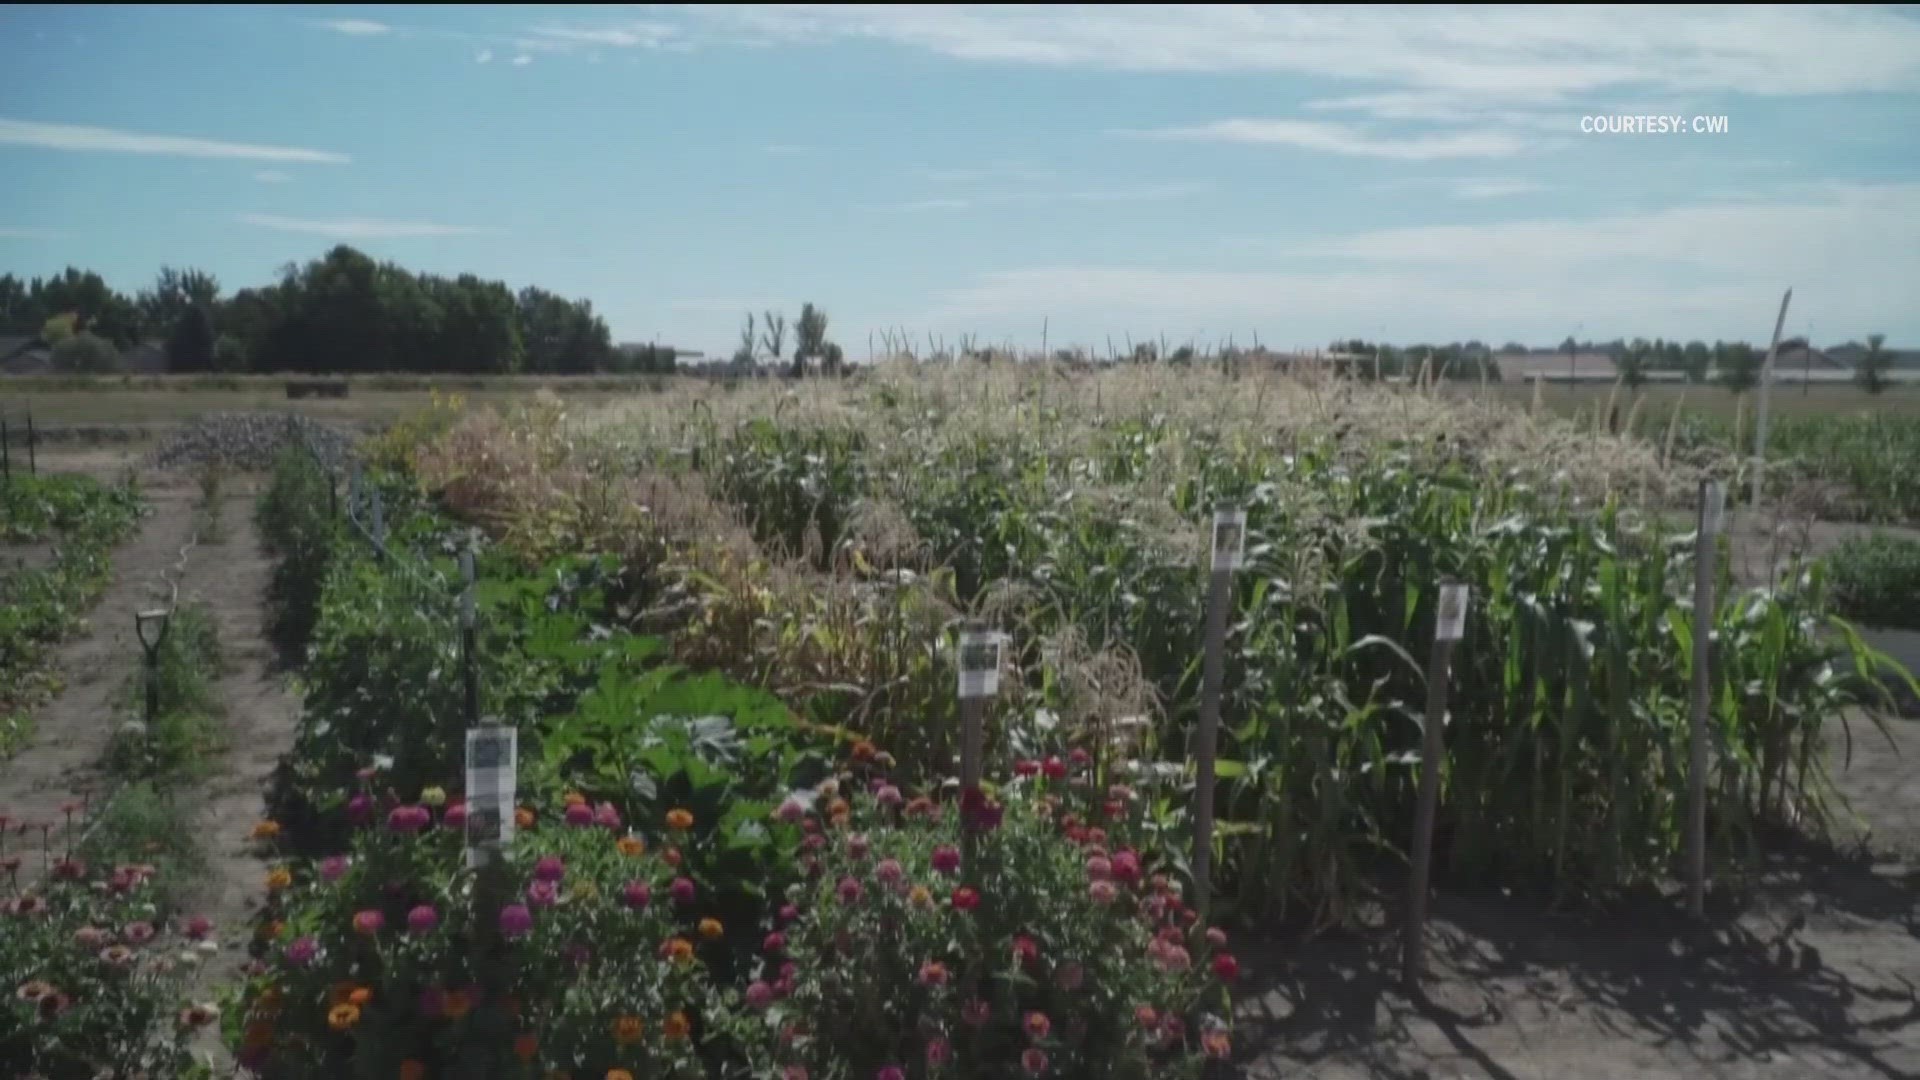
xmin=1751 ymin=287 xmax=1793 ymax=511
xmin=1404 ymin=580 xmax=1466 ymax=988
xmin=1687 ymin=479 xmax=1724 ymax=920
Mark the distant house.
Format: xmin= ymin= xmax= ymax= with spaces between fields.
xmin=0 ymin=333 xmax=53 ymax=375
xmin=121 ymin=341 xmax=168 ymax=374
xmin=1827 ymin=342 xmax=1920 ymax=371
xmin=1496 ymin=350 xmax=1620 ymax=382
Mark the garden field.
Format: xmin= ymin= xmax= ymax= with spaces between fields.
xmin=2 ymin=360 xmax=1918 ymax=1080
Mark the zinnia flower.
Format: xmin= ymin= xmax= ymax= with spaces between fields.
xmin=877 ymin=784 xmax=903 ymax=807
xmin=666 ymin=808 xmax=695 ymax=831
xmin=515 ymin=806 xmax=535 ymax=829
xmin=664 ymin=937 xmax=695 ymax=965
xmin=250 ymin=820 xmax=281 ymax=840
xmin=1086 ymin=855 xmax=1112 ymax=881
xmin=1111 ymin=849 xmax=1141 ymax=884
xmin=875 ymin=858 xmax=904 ymax=884
xmin=1041 ymin=757 xmax=1067 ymax=780
xmin=1069 ymin=748 xmax=1091 ymax=767
xmin=1135 ymin=1004 xmax=1159 ymax=1028
xmin=1212 ymin=953 xmax=1240 ymax=982
xmin=616 ymin=835 xmax=645 ymax=857
xmin=1207 ymin=927 xmax=1229 ymax=948
xmin=352 ymin=910 xmax=384 ymax=935
xmin=1012 ymin=935 xmax=1039 ymax=966
xmin=1202 ymin=1029 xmax=1231 ymax=1059
xmin=663 ymin=1011 xmax=692 ymax=1042
xmin=846 ymin=833 xmax=870 ymax=860
xmin=386 ymin=805 xmax=430 ymax=833
xmin=286 ymin=936 xmax=318 ymax=966
xmin=320 ymin=855 xmax=349 ymax=882
xmin=930 ymin=845 xmax=961 ymax=875
xmin=443 ymin=801 xmax=468 ymax=829
xmin=534 ymin=855 xmax=565 ymax=882
xmin=1021 ymin=1048 xmax=1049 ymax=1075
xmin=622 ymin=881 xmax=651 ymax=909
xmin=1014 ymin=759 xmax=1040 ymax=777
xmin=264 ymin=868 xmax=292 ymax=892
xmin=1089 ymin=880 xmax=1118 ymax=904
xmin=327 ymin=1003 xmax=360 ymax=1031
xmin=877 ymin=1067 xmax=906 ymax=1080
xmin=100 ymin=945 xmax=135 ymax=967
xmin=918 ymin=960 xmax=949 ymax=987
xmin=564 ymin=802 xmax=594 ymax=828
xmin=836 ymin=876 xmax=863 ymax=904
xmin=421 ymin=785 xmax=447 ymax=806
xmin=526 ymin=880 xmax=559 ymax=908
xmin=594 ymin=802 xmax=622 ymax=829
xmin=699 ymin=917 xmax=724 ymax=940
xmin=499 ymin=904 xmax=533 ymax=939
xmin=74 ymin=926 xmax=111 ymax=947
xmin=951 ymin=886 xmax=980 ymax=911
xmin=764 ymin=931 xmax=786 ymax=955
xmin=670 ymin=877 xmax=696 ymax=905
xmin=408 ymin=905 xmax=439 ymax=934
xmin=908 ymin=885 xmax=933 ymax=910
xmin=184 ymin=914 xmax=213 ymax=939
xmin=927 ymin=1037 xmax=952 ymax=1067
xmin=1024 ymin=1011 xmax=1052 ymax=1040
xmin=612 ymin=1015 xmax=644 ymax=1045
xmin=745 ymin=981 xmax=775 ymax=1010
xmin=125 ymin=920 xmax=155 ymax=945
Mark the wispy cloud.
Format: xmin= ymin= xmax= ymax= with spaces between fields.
xmin=0 ymin=118 xmax=349 ymax=164
xmin=0 ymin=227 xmax=60 ymax=240
xmin=475 ymin=48 xmax=493 ymax=64
xmin=529 ymin=23 xmax=678 ymax=50
xmin=1123 ymin=120 xmax=1520 ymax=161
xmin=667 ymin=299 xmax=798 ymax=314
xmin=511 ymin=55 xmax=533 ymax=67
xmin=886 ymin=198 xmax=973 ymax=213
xmin=1448 ymin=178 xmax=1546 ymax=200
xmin=237 ymin=213 xmax=479 ymax=239
xmin=319 ymin=19 xmax=390 ymax=37
xmin=253 ymin=169 xmax=292 ymax=184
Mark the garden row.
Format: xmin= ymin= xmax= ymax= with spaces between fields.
xmin=1 ymin=472 xmax=143 ymax=757
xmin=224 ymin=444 xmax=1239 ymax=1079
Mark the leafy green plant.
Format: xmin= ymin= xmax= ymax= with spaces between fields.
xmin=256 ymin=446 xmax=343 ymax=661
xmin=1824 ymin=532 xmax=1920 ymax=630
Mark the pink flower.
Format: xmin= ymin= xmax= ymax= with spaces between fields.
xmin=442 ymin=801 xmax=468 ymax=829
xmin=837 ymin=876 xmax=863 ymax=904
xmin=1212 ymin=953 xmax=1240 ymax=982
xmin=1085 ymin=855 xmax=1112 ymax=881
xmin=1110 ymin=850 xmax=1141 ymax=884
xmin=918 ymin=960 xmax=949 ymax=987
xmin=671 ymin=877 xmax=696 ymax=905
xmin=1160 ymin=1014 xmax=1186 ymax=1047
xmin=1207 ymin=927 xmax=1228 ymax=948
xmin=926 ymin=1037 xmax=952 ymax=1067
xmin=183 ymin=915 xmax=213 ymax=940
xmin=876 ymin=784 xmax=903 ymax=808
xmin=961 ymin=998 xmax=991 ymax=1026
xmin=846 ymin=834 xmax=870 ymax=860
xmin=1022 ymin=1048 xmax=1049 ymax=1075
xmin=1041 ymin=757 xmax=1067 ymax=780
xmin=783 ymin=1068 xmax=809 ymax=1080
xmin=407 ymin=905 xmax=439 ymax=934
xmin=124 ymin=921 xmax=155 ymax=945
xmin=1152 ymin=942 xmax=1191 ymax=973
xmin=777 ymin=903 xmax=800 ymax=926
xmin=1024 ymin=1011 xmax=1052 ymax=1040
xmin=74 ymin=926 xmax=112 ymax=948
xmin=594 ymin=802 xmax=622 ymax=830
xmin=622 ymin=881 xmax=651 ymax=909
xmin=352 ymin=910 xmax=384 ymax=935
xmin=875 ymin=858 xmax=904 ymax=884
xmin=930 ymin=845 xmax=961 ymax=875
xmin=526 ymin=880 xmax=558 ymax=908
xmin=776 ymin=798 xmax=807 ymax=823
xmin=1055 ymin=962 xmax=1084 ymax=991
xmin=1134 ymin=1005 xmax=1158 ymax=1029
xmin=533 ymin=855 xmax=565 ymax=882
xmin=802 ymin=833 xmax=827 ymax=853
xmin=1108 ymin=783 xmax=1134 ymax=801
xmin=346 ymin=793 xmax=374 ymax=825
xmin=285 ymin=936 xmax=318 ymax=966
xmin=499 ymin=904 xmax=533 ymax=939
xmin=1069 ymin=748 xmax=1091 ymax=768
xmin=320 ymin=855 xmax=350 ymax=882
xmin=386 ymin=805 xmax=430 ymax=833
xmin=764 ymin=931 xmax=786 ymax=955
xmin=1089 ymin=880 xmax=1118 ymax=904
xmin=564 ymin=802 xmax=594 ymax=828
xmin=745 ymin=981 xmax=775 ymax=1010
xmin=877 ymin=1067 xmax=906 ymax=1080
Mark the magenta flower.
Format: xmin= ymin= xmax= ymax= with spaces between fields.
xmin=836 ymin=876 xmax=863 ymax=905
xmin=877 ymin=1067 xmax=906 ymax=1080
xmin=875 ymin=858 xmax=904 ymax=885
xmin=1025 ymin=1011 xmax=1052 ymax=1040
xmin=745 ymin=980 xmax=775 ymax=1010
xmin=1022 ymin=1048 xmax=1049 ymax=1075
xmin=783 ymin=1068 xmax=809 ymax=1080
xmin=499 ymin=904 xmax=533 ymax=939
xmin=1086 ymin=855 xmax=1113 ymax=881
xmin=407 ymin=905 xmax=439 ymax=934
xmin=594 ymin=802 xmax=622 ymax=830
xmin=670 ymin=877 xmax=696 ymax=905
xmin=346 ymin=793 xmax=374 ymax=825
xmin=526 ymin=880 xmax=559 ymax=908
xmin=123 ymin=921 xmax=155 ymax=945
xmin=764 ymin=931 xmax=786 ymax=955
xmin=320 ymin=855 xmax=350 ymax=882
xmin=1089 ymin=880 xmax=1119 ymax=904
xmin=1069 ymin=748 xmax=1091 ymax=768
xmin=533 ymin=855 xmax=565 ymax=882
xmin=926 ymin=1037 xmax=952 ymax=1067
xmin=846 ymin=834 xmax=870 ymax=860
xmin=621 ymin=881 xmax=651 ymax=909
xmin=1042 ymin=757 xmax=1067 ymax=780
xmin=564 ymin=802 xmax=594 ymax=828
xmin=285 ymin=936 xmax=318 ymax=966
xmin=1110 ymin=850 xmax=1141 ymax=884
xmin=777 ymin=903 xmax=800 ymax=926
xmin=352 ymin=910 xmax=384 ymax=935
xmin=776 ymin=798 xmax=807 ymax=823
xmin=443 ymin=801 xmax=468 ymax=830
xmin=876 ymin=784 xmax=903 ymax=808
xmin=930 ymin=845 xmax=961 ymax=875
xmin=918 ymin=959 xmax=949 ymax=987
xmin=386 ymin=805 xmax=430 ymax=833
xmin=183 ymin=915 xmax=213 ymax=940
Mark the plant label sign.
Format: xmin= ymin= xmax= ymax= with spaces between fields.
xmin=1700 ymin=479 xmax=1726 ymax=537
xmin=957 ymin=629 xmax=1003 ymax=700
xmin=1436 ymin=583 xmax=1469 ymax=643
xmin=464 ymin=724 xmax=517 ymax=867
xmin=1212 ymin=506 xmax=1247 ymax=573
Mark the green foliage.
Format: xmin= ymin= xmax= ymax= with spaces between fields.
xmin=108 ymin=602 xmax=225 ymax=780
xmin=711 ymin=420 xmax=870 ymax=569
xmin=51 ymin=331 xmax=121 ymax=374
xmin=1716 ymin=341 xmax=1760 ymax=394
xmin=164 ymin=304 xmax=216 ymax=372
xmin=1825 ymin=531 xmax=1920 ymax=630
xmin=1855 ymin=333 xmax=1892 ymax=395
xmin=256 ymin=447 xmax=343 ymax=659
xmin=1673 ymin=413 xmax=1920 ymax=524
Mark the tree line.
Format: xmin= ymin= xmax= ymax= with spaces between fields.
xmin=0 ymin=246 xmax=677 ymax=376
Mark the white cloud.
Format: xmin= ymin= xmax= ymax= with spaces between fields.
xmin=512 ymin=55 xmax=533 ymax=67
xmin=887 ymin=198 xmax=973 ymax=212
xmin=667 ymin=299 xmax=799 ymax=314
xmin=237 ymin=213 xmax=479 ymax=239
xmin=0 ymin=118 xmax=349 ymax=164
xmin=530 ymin=24 xmax=678 ymax=49
xmin=476 ymin=49 xmax=494 ymax=64
xmin=1449 ymin=178 xmax=1546 ymax=199
xmin=253 ymin=169 xmax=292 ymax=184
xmin=321 ymin=19 xmax=390 ymax=37
xmin=0 ymin=227 xmax=60 ymax=240
xmin=1124 ymin=119 xmax=1522 ymax=161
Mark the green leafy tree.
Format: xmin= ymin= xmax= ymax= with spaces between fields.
xmin=1617 ymin=341 xmax=1651 ymax=391
xmin=52 ymin=330 xmax=120 ymax=373
xmin=1683 ymin=340 xmax=1711 ymax=383
xmin=139 ymin=266 xmax=220 ymax=339
xmin=1855 ymin=333 xmax=1892 ymax=394
xmin=165 ymin=304 xmax=217 ymax=371
xmin=1717 ymin=342 xmax=1761 ymax=395
xmin=793 ymin=303 xmax=828 ymax=378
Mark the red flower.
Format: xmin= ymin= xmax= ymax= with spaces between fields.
xmin=1212 ymin=953 xmax=1240 ymax=982
xmin=1012 ymin=935 xmax=1039 ymax=967
xmin=764 ymin=931 xmax=786 ymax=955
xmin=1024 ymin=1010 xmax=1052 ymax=1040
xmin=951 ymin=886 xmax=981 ymax=912
xmin=1041 ymin=757 xmax=1068 ymax=780
xmin=1111 ymin=850 xmax=1142 ymax=884
xmin=1068 ymin=748 xmax=1091 ymax=768
xmin=1013 ymin=760 xmax=1040 ymax=777
xmin=930 ymin=845 xmax=961 ymax=875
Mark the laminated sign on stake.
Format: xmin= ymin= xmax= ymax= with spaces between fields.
xmin=1700 ymin=479 xmax=1726 ymax=537
xmin=464 ymin=724 xmax=517 ymax=868
xmin=1212 ymin=506 xmax=1247 ymax=573
xmin=1436 ymin=583 xmax=1469 ymax=643
xmin=957 ymin=629 xmax=1004 ymax=700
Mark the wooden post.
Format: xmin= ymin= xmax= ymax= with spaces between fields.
xmin=1193 ymin=505 xmax=1245 ymax=926
xmin=1404 ymin=580 xmax=1467 ymax=988
xmin=24 ymin=406 xmax=34 ymax=476
xmin=1687 ymin=479 xmax=1724 ymax=920
xmin=1751 ymin=288 xmax=1793 ymax=512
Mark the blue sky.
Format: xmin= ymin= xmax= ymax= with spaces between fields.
xmin=3 ymin=4 xmax=1919 ymax=356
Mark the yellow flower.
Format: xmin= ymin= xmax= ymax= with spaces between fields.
xmin=698 ymin=918 xmax=724 ymax=940
xmin=663 ymin=1011 xmax=691 ymax=1042
xmin=264 ymin=868 xmax=292 ymax=892
xmin=611 ymin=1015 xmax=644 ymax=1045
xmin=666 ymin=938 xmax=695 ymax=965
xmin=569 ymin=880 xmax=599 ymax=901
xmin=420 ymin=786 xmax=447 ymax=807
xmin=615 ymin=836 xmax=645 ymax=858
xmin=250 ymin=820 xmax=281 ymax=840
xmin=908 ymin=885 xmax=933 ymax=910
xmin=666 ymin=808 xmax=695 ymax=831
xmin=327 ymin=1003 xmax=360 ymax=1031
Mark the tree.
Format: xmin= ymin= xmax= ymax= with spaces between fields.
xmin=793 ymin=303 xmax=828 ymax=378
xmin=213 ymin=334 xmax=247 ymax=373
xmin=139 ymin=266 xmax=220 ymax=339
xmin=1855 ymin=333 xmax=1892 ymax=395
xmin=761 ymin=311 xmax=787 ymax=363
xmin=52 ymin=331 xmax=120 ymax=373
xmin=165 ymin=304 xmax=216 ymax=371
xmin=822 ymin=342 xmax=845 ymax=376
xmin=1682 ymin=340 xmax=1711 ymax=383
xmin=1617 ymin=341 xmax=1650 ymax=391
xmin=1717 ymin=342 xmax=1760 ymax=395
xmin=735 ymin=313 xmax=757 ymax=368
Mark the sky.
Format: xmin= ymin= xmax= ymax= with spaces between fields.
xmin=2 ymin=4 xmax=1919 ymax=358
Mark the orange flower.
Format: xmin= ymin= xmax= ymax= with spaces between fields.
xmin=328 ymin=982 xmax=357 ymax=1007
xmin=259 ymin=920 xmax=285 ymax=941
xmin=400 ymin=1061 xmax=426 ymax=1080
xmin=666 ymin=937 xmax=695 ymax=965
xmin=615 ymin=836 xmax=645 ymax=858
xmin=514 ymin=1033 xmax=538 ymax=1061
xmin=851 ymin=739 xmax=877 ymax=762
xmin=515 ymin=807 xmax=536 ymax=830
xmin=611 ymin=1015 xmax=644 ymax=1045
xmin=663 ymin=1011 xmax=691 ymax=1042
xmin=665 ymin=808 xmax=695 ymax=831
xmin=698 ymin=918 xmax=724 ymax=941
xmin=327 ymin=1003 xmax=360 ymax=1031
xmin=443 ymin=990 xmax=472 ymax=1020
xmin=607 ymin=1072 xmax=634 ymax=1080
xmin=564 ymin=791 xmax=587 ymax=807
xmin=264 ymin=868 xmax=292 ymax=892
xmin=827 ymin=798 xmax=850 ymax=819
xmin=908 ymin=885 xmax=933 ymax=909
xmin=347 ymin=987 xmax=373 ymax=1007
xmin=250 ymin=820 xmax=281 ymax=840
xmin=242 ymin=1019 xmax=275 ymax=1050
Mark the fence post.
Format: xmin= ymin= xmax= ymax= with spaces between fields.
xmin=1687 ymin=479 xmax=1725 ymax=920
xmin=1192 ymin=504 xmax=1244 ymax=927
xmin=1403 ymin=579 xmax=1466 ymax=989
xmin=956 ymin=620 xmax=999 ymax=872
xmin=24 ymin=406 xmax=34 ymax=476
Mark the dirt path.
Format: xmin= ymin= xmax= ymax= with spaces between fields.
xmin=0 ymin=468 xmax=201 ymax=872
xmin=172 ymin=477 xmax=304 ymax=1066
